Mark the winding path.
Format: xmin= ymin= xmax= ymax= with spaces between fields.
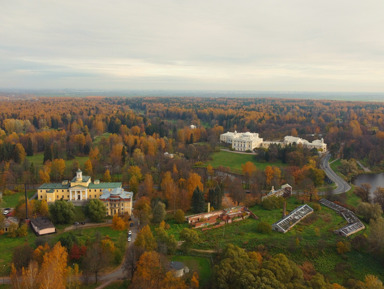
xmin=320 ymin=153 xmax=351 ymax=194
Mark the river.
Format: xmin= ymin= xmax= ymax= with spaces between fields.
xmin=353 ymin=173 xmax=384 ymax=193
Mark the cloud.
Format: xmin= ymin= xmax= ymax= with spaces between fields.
xmin=1 ymin=0 xmax=384 ymax=91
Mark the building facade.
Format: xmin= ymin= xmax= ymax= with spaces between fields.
xmin=220 ymin=131 xmax=327 ymax=152
xmin=38 ymin=169 xmax=122 ymax=203
xmin=220 ymin=131 xmax=264 ymax=152
xmin=100 ymin=188 xmax=133 ymax=216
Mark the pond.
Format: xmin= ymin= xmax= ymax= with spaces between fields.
xmin=353 ymin=173 xmax=384 ymax=193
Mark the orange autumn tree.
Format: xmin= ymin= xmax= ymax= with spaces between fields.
xmin=112 ymin=215 xmax=126 ymax=231
xmin=38 ymin=242 xmax=68 ymax=289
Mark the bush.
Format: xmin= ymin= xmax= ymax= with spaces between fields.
xmin=256 ymin=221 xmax=272 ymax=234
xmin=174 ymin=209 xmax=185 ymax=224
xmin=312 ymin=203 xmax=321 ymax=212
xmin=261 ymin=196 xmax=284 ymax=210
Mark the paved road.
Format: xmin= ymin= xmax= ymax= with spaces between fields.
xmin=320 ymin=153 xmax=351 ymax=194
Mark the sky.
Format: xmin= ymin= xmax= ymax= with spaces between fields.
xmin=1 ymin=0 xmax=384 ymax=92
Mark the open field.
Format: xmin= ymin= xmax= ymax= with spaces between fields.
xmin=208 ymin=150 xmax=286 ymax=173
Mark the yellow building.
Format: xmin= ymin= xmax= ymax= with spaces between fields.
xmin=99 ymin=188 xmax=133 ymax=216
xmin=38 ymin=169 xmax=122 ymax=203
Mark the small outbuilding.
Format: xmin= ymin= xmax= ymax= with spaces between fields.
xmin=1 ymin=217 xmax=18 ymax=233
xmin=30 ymin=217 xmax=56 ymax=236
xmin=170 ymin=261 xmax=189 ymax=278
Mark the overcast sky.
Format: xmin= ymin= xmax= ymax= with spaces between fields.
xmin=1 ymin=0 xmax=384 ymax=92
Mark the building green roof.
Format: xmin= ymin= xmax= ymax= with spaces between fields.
xmin=39 ymin=183 xmax=69 ymax=190
xmin=39 ymin=181 xmax=122 ymax=190
xmin=89 ymin=182 xmax=122 ymax=189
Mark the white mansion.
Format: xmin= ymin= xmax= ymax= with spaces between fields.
xmin=220 ymin=131 xmax=327 ymax=152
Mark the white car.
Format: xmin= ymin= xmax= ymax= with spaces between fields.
xmin=128 ymin=236 xmax=132 ymax=242
xmin=3 ymin=210 xmax=9 ymax=215
xmin=128 ymin=230 xmax=132 ymax=236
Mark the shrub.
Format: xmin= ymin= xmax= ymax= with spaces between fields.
xmin=256 ymin=221 xmax=272 ymax=234
xmin=261 ymin=196 xmax=284 ymax=210
xmin=312 ymin=203 xmax=321 ymax=212
xmin=174 ymin=209 xmax=185 ymax=224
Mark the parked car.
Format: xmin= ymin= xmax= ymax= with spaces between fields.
xmin=3 ymin=210 xmax=9 ymax=215
xmin=80 ymin=221 xmax=85 ymax=225
xmin=128 ymin=230 xmax=132 ymax=236
xmin=128 ymin=236 xmax=131 ymax=242
xmin=73 ymin=222 xmax=79 ymax=226
xmin=130 ymin=222 xmax=134 ymax=227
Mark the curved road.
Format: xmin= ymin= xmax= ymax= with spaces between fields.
xmin=320 ymin=153 xmax=351 ymax=194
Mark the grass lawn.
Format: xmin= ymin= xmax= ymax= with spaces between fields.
xmin=208 ymin=151 xmax=286 ymax=174
xmin=171 ymin=255 xmax=211 ymax=287
xmin=51 ymin=226 xmax=124 ymax=246
xmin=0 ymin=285 xmax=11 ymax=289
xmin=27 ymin=153 xmax=89 ymax=172
xmin=330 ymin=159 xmax=345 ymax=179
xmin=1 ymin=190 xmax=35 ymax=208
xmin=93 ymin=133 xmax=112 ymax=145
xmin=0 ymin=230 xmax=37 ymax=276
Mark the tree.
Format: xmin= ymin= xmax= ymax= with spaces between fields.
xmin=86 ymin=199 xmax=107 ymax=222
xmin=112 ymin=215 xmax=126 ymax=231
xmin=82 ymin=239 xmax=111 ymax=284
xmin=38 ymin=242 xmax=68 ymax=289
xmin=214 ymin=244 xmax=259 ymax=289
xmin=12 ymin=243 xmax=33 ymax=271
xmin=49 ymin=200 xmax=76 ymax=224
xmin=43 ymin=145 xmax=52 ymax=163
xmin=103 ymin=169 xmax=111 ymax=182
xmin=265 ymin=166 xmax=274 ymax=186
xmin=134 ymin=225 xmax=157 ymax=251
xmin=179 ymin=228 xmax=200 ymax=253
xmin=155 ymin=225 xmax=177 ymax=255
xmin=208 ymin=185 xmax=223 ymax=210
xmin=131 ymin=251 xmax=164 ymax=289
xmin=373 ymin=188 xmax=384 ymax=211
xmin=192 ymin=186 xmax=205 ymax=213
xmin=336 ymin=241 xmax=351 ymax=255
xmin=174 ymin=209 xmax=185 ymax=224
xmin=227 ymin=178 xmax=245 ymax=205
xmin=84 ymin=159 xmax=93 ymax=176
xmin=26 ymin=137 xmax=33 ymax=156
xmin=134 ymin=197 xmax=152 ymax=227
xmin=355 ymin=183 xmax=371 ymax=202
xmin=160 ymin=271 xmax=187 ymax=289
xmin=368 ymin=217 xmax=384 ymax=255
xmin=36 ymin=199 xmax=49 ymax=217
xmin=152 ymin=201 xmax=166 ymax=224
xmin=50 ymin=158 xmax=66 ymax=181
xmin=357 ymin=202 xmax=382 ymax=223
xmin=14 ymin=143 xmax=26 ymax=164
xmin=187 ymin=173 xmax=203 ymax=197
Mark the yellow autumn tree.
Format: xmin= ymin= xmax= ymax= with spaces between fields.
xmin=38 ymin=242 xmax=68 ymax=289
xmin=103 ymin=169 xmax=111 ymax=182
xmin=112 ymin=214 xmax=126 ymax=231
